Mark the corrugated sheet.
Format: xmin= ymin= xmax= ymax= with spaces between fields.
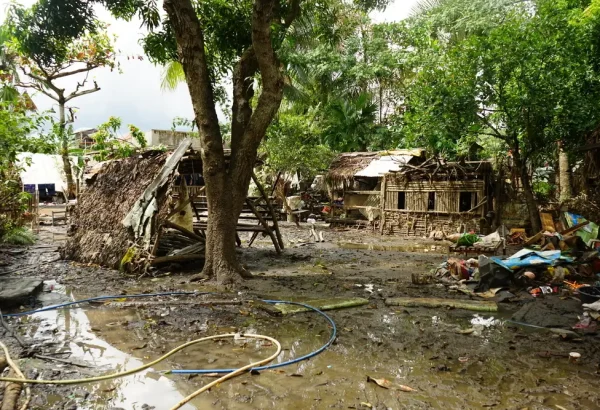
xmin=355 ymin=155 xmax=413 ymax=177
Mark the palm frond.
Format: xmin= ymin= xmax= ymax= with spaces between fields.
xmin=160 ymin=61 xmax=185 ymax=91
xmin=410 ymin=0 xmax=446 ymax=16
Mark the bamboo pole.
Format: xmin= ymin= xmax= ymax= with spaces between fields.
xmin=273 ymin=298 xmax=369 ymax=315
xmin=385 ymin=297 xmax=497 ymax=312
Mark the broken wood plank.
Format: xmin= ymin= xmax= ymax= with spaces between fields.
xmin=524 ymin=231 xmax=543 ymax=246
xmin=560 ymin=220 xmax=590 ymax=236
xmin=163 ymin=220 xmax=204 ymax=242
xmin=272 ymin=298 xmax=369 ymax=315
xmin=385 ymin=297 xmax=497 ymax=312
xmin=151 ymin=254 xmax=204 ymax=265
xmin=249 ymin=300 xmax=283 ymax=316
xmin=540 ymin=212 xmax=555 ymax=232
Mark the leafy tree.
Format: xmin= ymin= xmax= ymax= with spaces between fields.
xmin=29 ymin=0 xmax=327 ymax=284
xmin=403 ymin=0 xmax=600 ymax=232
xmin=263 ymin=111 xmax=333 ymax=177
xmin=0 ymin=103 xmax=52 ymax=239
xmin=91 ymin=116 xmax=146 ymax=161
xmin=5 ymin=5 xmax=117 ymax=198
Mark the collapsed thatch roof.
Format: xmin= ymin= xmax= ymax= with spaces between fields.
xmin=326 ymin=149 xmax=426 ymax=183
xmin=62 ymin=151 xmax=169 ymax=268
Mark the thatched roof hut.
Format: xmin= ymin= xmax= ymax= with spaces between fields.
xmin=62 ymin=150 xmax=171 ymax=269
xmin=62 ymin=140 xmax=206 ymax=271
xmin=326 ymin=149 xmax=426 ymax=186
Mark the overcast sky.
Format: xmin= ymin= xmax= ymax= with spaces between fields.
xmin=1 ymin=0 xmax=419 ymax=133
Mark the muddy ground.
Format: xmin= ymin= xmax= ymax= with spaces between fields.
xmin=1 ymin=224 xmax=600 ymax=410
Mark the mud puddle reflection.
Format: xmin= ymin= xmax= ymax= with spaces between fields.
xmin=23 ymin=288 xmax=196 ymax=410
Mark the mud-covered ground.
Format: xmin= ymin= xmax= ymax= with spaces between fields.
xmin=1 ymin=225 xmax=600 ymax=410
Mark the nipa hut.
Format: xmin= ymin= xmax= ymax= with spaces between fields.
xmin=62 ymin=140 xmax=282 ymax=273
xmin=325 ymin=149 xmax=426 ymax=221
xmin=380 ymin=159 xmax=493 ymax=236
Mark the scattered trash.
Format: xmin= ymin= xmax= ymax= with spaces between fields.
xmin=366 ymin=376 xmax=392 ymax=389
xmin=569 ymin=352 xmax=581 ymax=363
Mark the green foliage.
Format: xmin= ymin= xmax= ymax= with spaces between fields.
xmin=402 ymin=0 xmax=600 ymax=163
xmin=91 ymin=116 xmax=147 ymax=161
xmin=263 ymin=111 xmax=333 ymax=178
xmin=533 ymin=180 xmax=555 ymax=202
xmin=322 ymin=93 xmax=380 ymax=151
xmin=1 ymin=226 xmax=36 ymax=246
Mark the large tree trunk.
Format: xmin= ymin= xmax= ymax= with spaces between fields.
xmin=513 ymin=147 xmax=541 ymax=233
xmin=558 ymin=140 xmax=572 ymax=202
xmin=164 ymin=0 xmax=291 ymax=285
xmin=58 ymin=101 xmax=76 ymax=199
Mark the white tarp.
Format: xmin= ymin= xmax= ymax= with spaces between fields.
xmin=354 ymin=155 xmax=413 ymax=177
xmin=17 ymin=153 xmax=73 ymax=192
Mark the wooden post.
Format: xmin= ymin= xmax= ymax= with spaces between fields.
xmin=380 ymin=174 xmax=387 ymax=234
xmin=251 ymin=172 xmax=284 ymax=250
xmin=245 ymin=198 xmax=281 ymax=254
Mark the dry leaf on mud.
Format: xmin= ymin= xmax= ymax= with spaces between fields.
xmin=360 ymin=402 xmax=373 ymax=409
xmin=398 ymin=384 xmax=416 ymax=392
xmin=366 ymin=375 xmax=392 ymax=389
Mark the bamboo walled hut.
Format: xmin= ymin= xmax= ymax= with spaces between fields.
xmin=325 ymin=150 xmax=494 ymax=234
xmin=380 ymin=159 xmax=493 ymax=236
xmin=325 ymin=150 xmax=426 ymax=221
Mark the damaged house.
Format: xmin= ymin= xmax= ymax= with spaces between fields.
xmin=325 ymin=150 xmax=426 ymax=222
xmin=380 ymin=159 xmax=494 ymax=236
xmin=63 ymin=140 xmax=282 ymax=272
xmin=325 ymin=150 xmax=494 ymax=235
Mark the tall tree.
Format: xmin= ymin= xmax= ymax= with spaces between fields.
xmin=403 ymin=0 xmax=600 ymax=232
xmin=5 ymin=5 xmax=116 ymax=198
xmin=29 ymin=0 xmax=315 ymax=284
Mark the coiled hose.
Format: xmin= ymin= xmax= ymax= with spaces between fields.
xmin=0 ymin=292 xmax=337 ymax=409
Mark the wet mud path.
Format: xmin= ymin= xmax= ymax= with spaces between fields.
xmin=1 ymin=226 xmax=600 ymax=409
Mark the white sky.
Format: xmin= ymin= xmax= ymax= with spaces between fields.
xmin=1 ymin=0 xmax=419 ymax=132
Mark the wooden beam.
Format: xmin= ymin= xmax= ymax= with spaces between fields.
xmin=560 ymin=221 xmax=590 ymax=236
xmin=163 ymin=219 xmax=205 ymax=242
xmin=252 ymin=172 xmax=284 ymax=250
xmin=151 ymin=254 xmax=204 ymax=265
xmin=245 ymin=198 xmax=281 ymax=254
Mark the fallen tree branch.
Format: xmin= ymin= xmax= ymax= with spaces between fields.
xmin=33 ymin=354 xmax=94 ymax=369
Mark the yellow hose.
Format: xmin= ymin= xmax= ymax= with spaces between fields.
xmin=0 ymin=341 xmax=31 ymax=410
xmin=169 ymin=335 xmax=281 ymax=410
xmin=0 ymin=333 xmax=281 ymax=409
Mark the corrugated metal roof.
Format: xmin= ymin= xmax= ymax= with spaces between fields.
xmin=354 ymin=155 xmax=413 ymax=177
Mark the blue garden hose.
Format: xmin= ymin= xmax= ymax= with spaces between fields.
xmin=1 ymin=292 xmax=337 ymax=373
xmin=2 ymin=291 xmax=202 ymax=317
xmin=171 ymin=300 xmax=337 ymax=374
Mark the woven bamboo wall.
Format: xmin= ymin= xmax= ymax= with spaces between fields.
xmin=380 ymin=174 xmax=489 ymax=236
xmin=384 ymin=180 xmax=485 ymax=215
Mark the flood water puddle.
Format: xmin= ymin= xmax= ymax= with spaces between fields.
xmin=21 ymin=287 xmax=197 ymax=409
xmin=13 ymin=284 xmax=600 ymax=409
